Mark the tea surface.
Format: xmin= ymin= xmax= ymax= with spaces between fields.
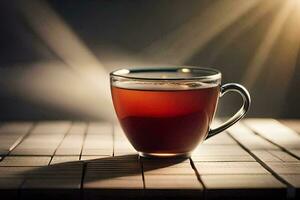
xmin=111 ymin=85 xmax=219 ymax=154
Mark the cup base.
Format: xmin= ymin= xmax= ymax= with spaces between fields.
xmin=138 ymin=152 xmax=191 ymax=158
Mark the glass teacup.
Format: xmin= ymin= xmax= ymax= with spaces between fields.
xmin=110 ymin=67 xmax=251 ymax=158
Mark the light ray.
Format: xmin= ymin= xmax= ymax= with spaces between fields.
xmin=141 ymin=0 xmax=259 ymax=64
xmin=242 ymin=0 xmax=294 ymax=89
xmin=209 ymin=0 xmax=282 ymax=63
xmin=17 ymin=0 xmax=113 ymax=120
xmin=0 ymin=62 xmax=111 ymax=120
xmin=267 ymin=0 xmax=300 ymax=115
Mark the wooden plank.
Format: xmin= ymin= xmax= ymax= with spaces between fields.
xmin=268 ymin=150 xmax=299 ymax=162
xmin=55 ymin=122 xmax=86 ymax=155
xmin=88 ymin=122 xmax=113 ymax=135
xmin=251 ymin=150 xmax=282 ymax=162
xmin=280 ymin=175 xmax=300 ymax=200
xmin=9 ymin=161 xmax=84 ymax=199
xmin=142 ymin=158 xmax=190 ymax=166
xmin=21 ymin=178 xmax=81 ymax=189
xmin=290 ymin=150 xmax=300 ymax=158
xmin=202 ymin=174 xmax=285 ymax=189
xmin=202 ymin=174 xmax=286 ymax=200
xmin=143 ymin=158 xmax=195 ymax=176
xmin=143 ymin=158 xmax=202 ymax=198
xmin=191 ymin=154 xmax=255 ymax=162
xmin=113 ymin=141 xmax=137 ymax=156
xmin=0 ymin=167 xmax=36 ymax=178
xmin=194 ymin=162 xmax=269 ymax=175
xmin=0 ymin=162 xmax=82 ymax=178
xmin=84 ymin=175 xmax=143 ymax=189
xmin=50 ymin=156 xmax=80 ymax=165
xmin=145 ymin=174 xmax=201 ymax=189
xmin=144 ymin=177 xmax=203 ymax=197
xmin=251 ymin=150 xmax=298 ymax=162
xmin=202 ymin=132 xmax=236 ymax=145
xmin=192 ymin=144 xmax=249 ymax=156
xmin=114 ymin=124 xmax=137 ymax=156
xmin=0 ymin=164 xmax=85 ymax=199
xmin=144 ymin=166 xmax=195 ymax=175
xmin=227 ymin=122 xmax=279 ymax=150
xmin=227 ymin=121 xmax=300 ymax=198
xmin=84 ymin=180 xmax=143 ymax=199
xmin=82 ymin=148 xmax=112 ymax=156
xmin=1 ymin=120 xmax=299 ymax=199
xmin=266 ymin=162 xmax=300 ymax=174
xmin=280 ymin=175 xmax=300 ymax=187
xmin=0 ymin=156 xmax=51 ymax=166
xmin=20 ymin=176 xmax=81 ymax=200
xmin=280 ymin=120 xmax=300 ymax=134
xmin=11 ymin=122 xmax=71 ymax=156
xmin=83 ymin=154 xmax=143 ymax=199
xmin=84 ymin=155 xmax=142 ymax=181
xmin=0 ymin=164 xmax=79 ymax=178
xmin=81 ymin=122 xmax=113 ymax=156
xmin=30 ymin=121 xmax=71 ymax=135
xmin=0 ymin=122 xmax=33 ymax=155
xmin=80 ymin=155 xmax=108 ymax=162
xmin=266 ymin=163 xmax=300 ymax=198
xmin=244 ymin=119 xmax=300 ymax=150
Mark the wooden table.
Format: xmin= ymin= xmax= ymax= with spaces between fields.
xmin=0 ymin=119 xmax=299 ymax=200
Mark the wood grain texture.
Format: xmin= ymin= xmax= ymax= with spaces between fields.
xmin=244 ymin=119 xmax=300 ymax=150
xmin=251 ymin=150 xmax=298 ymax=162
xmin=0 ymin=122 xmax=33 ymax=155
xmin=227 ymin=122 xmax=279 ymax=150
xmin=192 ymin=144 xmax=249 ymax=156
xmin=202 ymin=174 xmax=285 ymax=189
xmin=228 ymin=120 xmax=300 ymax=199
xmin=50 ymin=156 xmax=80 ymax=164
xmin=266 ymin=162 xmax=300 ymax=174
xmin=81 ymin=122 xmax=113 ymax=156
xmin=145 ymin=174 xmax=202 ymax=189
xmin=280 ymin=120 xmax=300 ymax=134
xmin=55 ymin=122 xmax=86 ymax=155
xmin=194 ymin=162 xmax=270 ymax=175
xmin=202 ymin=132 xmax=236 ymax=145
xmin=113 ymin=125 xmax=136 ymax=156
xmin=0 ymin=156 xmax=51 ymax=166
xmin=0 ymin=120 xmax=299 ymax=199
xmin=11 ymin=122 xmax=71 ymax=156
xmin=191 ymin=154 xmax=255 ymax=162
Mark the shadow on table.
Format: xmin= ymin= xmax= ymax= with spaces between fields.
xmin=16 ymin=154 xmax=188 ymax=186
xmin=12 ymin=154 xmax=189 ymax=199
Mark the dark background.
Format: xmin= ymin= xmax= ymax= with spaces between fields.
xmin=0 ymin=0 xmax=299 ymax=121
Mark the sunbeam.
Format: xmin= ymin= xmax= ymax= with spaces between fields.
xmin=242 ymin=0 xmax=295 ymax=89
xmin=266 ymin=0 xmax=300 ymax=115
xmin=141 ymin=0 xmax=259 ymax=64
xmin=17 ymin=0 xmax=114 ymax=120
xmin=209 ymin=0 xmax=282 ymax=63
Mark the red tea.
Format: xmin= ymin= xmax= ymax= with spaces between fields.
xmin=111 ymin=85 xmax=220 ymax=154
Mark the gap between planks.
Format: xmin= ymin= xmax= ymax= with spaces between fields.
xmin=5 ymin=122 xmax=37 ymax=157
xmin=48 ymin=122 xmax=74 ymax=165
xmin=227 ymin=126 xmax=295 ymax=199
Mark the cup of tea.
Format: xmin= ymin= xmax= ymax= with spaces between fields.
xmin=110 ymin=67 xmax=251 ymax=158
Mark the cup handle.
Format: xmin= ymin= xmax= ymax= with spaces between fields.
xmin=206 ymin=83 xmax=251 ymax=139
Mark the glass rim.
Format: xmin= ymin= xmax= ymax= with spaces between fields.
xmin=110 ymin=66 xmax=222 ymax=81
